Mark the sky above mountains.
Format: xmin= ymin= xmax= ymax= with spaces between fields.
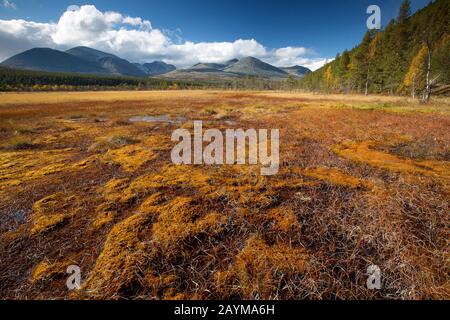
xmin=0 ymin=0 xmax=431 ymax=70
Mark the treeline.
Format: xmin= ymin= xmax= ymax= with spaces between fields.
xmin=0 ymin=67 xmax=213 ymax=91
xmin=0 ymin=66 xmax=299 ymax=91
xmin=0 ymin=66 xmax=301 ymax=91
xmin=300 ymin=0 xmax=449 ymax=100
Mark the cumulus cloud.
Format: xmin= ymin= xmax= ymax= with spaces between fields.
xmin=0 ymin=19 xmax=55 ymax=59
xmin=0 ymin=4 xmax=330 ymax=70
xmin=3 ymin=0 xmax=16 ymax=10
xmin=163 ymin=39 xmax=267 ymax=67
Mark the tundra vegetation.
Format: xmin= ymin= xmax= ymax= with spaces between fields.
xmin=0 ymin=90 xmax=448 ymax=300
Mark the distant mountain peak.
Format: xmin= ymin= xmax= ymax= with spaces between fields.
xmin=137 ymin=61 xmax=176 ymax=76
xmin=225 ymin=58 xmax=239 ymax=65
xmin=280 ymin=65 xmax=312 ymax=78
xmin=0 ymin=47 xmax=105 ymax=74
xmin=223 ymin=56 xmax=288 ymax=78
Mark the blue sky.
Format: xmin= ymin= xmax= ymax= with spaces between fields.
xmin=0 ymin=0 xmax=432 ymax=69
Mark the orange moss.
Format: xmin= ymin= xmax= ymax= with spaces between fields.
xmin=0 ymin=149 xmax=75 ymax=191
xmin=207 ymin=166 xmax=279 ymax=206
xmin=141 ymin=135 xmax=172 ymax=152
xmin=31 ymin=193 xmax=79 ymax=236
xmin=137 ymin=192 xmax=165 ymax=214
xmin=97 ymin=178 xmax=134 ymax=204
xmin=221 ymin=236 xmax=309 ymax=299
xmin=130 ymin=165 xmax=213 ymax=194
xmin=92 ymin=211 xmax=115 ymax=230
xmin=266 ymin=207 xmax=301 ymax=233
xmin=152 ymin=197 xmax=226 ymax=251
xmin=334 ymin=141 xmax=450 ymax=179
xmin=0 ymin=148 xmax=98 ymax=197
xmin=100 ymin=145 xmax=156 ymax=172
xmin=92 ymin=178 xmax=138 ymax=229
xmin=303 ymin=166 xmax=371 ymax=189
xmin=144 ymin=272 xmax=186 ymax=300
xmin=99 ymin=135 xmax=170 ymax=173
xmin=31 ymin=260 xmax=68 ymax=283
xmin=80 ymin=212 xmax=153 ymax=299
xmin=71 ymin=156 xmax=98 ymax=169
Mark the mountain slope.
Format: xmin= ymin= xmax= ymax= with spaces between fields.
xmin=66 ymin=47 xmax=147 ymax=77
xmin=65 ymin=46 xmax=116 ymax=62
xmin=135 ymin=61 xmax=176 ymax=76
xmin=281 ymin=65 xmax=312 ymax=78
xmin=159 ymin=69 xmax=241 ymax=81
xmin=189 ymin=63 xmax=226 ymax=71
xmin=0 ymin=48 xmax=105 ymax=74
xmin=223 ymin=57 xmax=288 ymax=78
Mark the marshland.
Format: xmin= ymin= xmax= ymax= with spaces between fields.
xmin=0 ymin=90 xmax=448 ymax=299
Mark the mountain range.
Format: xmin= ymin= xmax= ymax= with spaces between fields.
xmin=160 ymin=56 xmax=311 ymax=81
xmin=0 ymin=46 xmax=311 ymax=80
xmin=0 ymin=47 xmax=176 ymax=77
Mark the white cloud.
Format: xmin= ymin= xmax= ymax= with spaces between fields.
xmin=163 ymin=39 xmax=267 ymax=67
xmin=123 ymin=16 xmax=152 ymax=30
xmin=0 ymin=4 xmax=330 ymax=70
xmin=0 ymin=19 xmax=55 ymax=59
xmin=3 ymin=0 xmax=16 ymax=10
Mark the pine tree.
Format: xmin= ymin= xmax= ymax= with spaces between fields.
xmin=432 ymin=34 xmax=450 ymax=84
xmin=349 ymin=31 xmax=373 ymax=93
xmin=335 ymin=50 xmax=350 ymax=92
xmin=286 ymin=74 xmax=297 ymax=91
xmin=364 ymin=32 xmax=382 ymax=95
xmin=398 ymin=0 xmax=411 ymax=24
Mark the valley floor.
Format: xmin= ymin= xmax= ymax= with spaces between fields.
xmin=0 ymin=91 xmax=449 ymax=299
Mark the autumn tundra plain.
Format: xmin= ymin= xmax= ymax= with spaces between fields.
xmin=0 ymin=90 xmax=448 ymax=300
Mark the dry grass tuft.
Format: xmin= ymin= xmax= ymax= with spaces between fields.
xmin=5 ymin=137 xmax=35 ymax=150
xmin=79 ymin=212 xmax=152 ymax=299
xmin=30 ymin=193 xmax=79 ymax=236
xmin=216 ymin=236 xmax=309 ymax=299
xmin=334 ymin=140 xmax=450 ymax=179
xmin=303 ymin=166 xmax=371 ymax=189
xmin=89 ymin=135 xmax=138 ymax=153
xmin=31 ymin=260 xmax=68 ymax=283
xmin=151 ymin=197 xmax=226 ymax=251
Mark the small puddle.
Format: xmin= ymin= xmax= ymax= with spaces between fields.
xmin=129 ymin=115 xmax=185 ymax=124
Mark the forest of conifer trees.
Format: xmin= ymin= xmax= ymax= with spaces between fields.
xmin=300 ymin=0 xmax=449 ymax=100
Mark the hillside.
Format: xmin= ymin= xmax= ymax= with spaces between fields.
xmin=66 ymin=47 xmax=147 ymax=77
xmin=1 ymin=47 xmax=175 ymax=78
xmin=301 ymin=0 xmax=449 ymax=96
xmin=1 ymin=48 xmax=105 ymax=74
xmin=223 ymin=56 xmax=288 ymax=78
xmin=281 ymin=65 xmax=312 ymax=78
xmin=136 ymin=61 xmax=176 ymax=76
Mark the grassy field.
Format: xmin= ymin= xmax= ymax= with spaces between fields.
xmin=0 ymin=91 xmax=448 ymax=300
